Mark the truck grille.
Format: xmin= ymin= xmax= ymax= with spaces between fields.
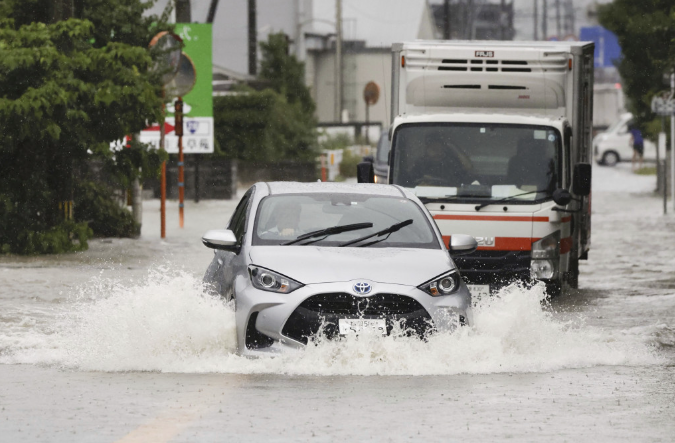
xmin=454 ymin=250 xmax=531 ymax=286
xmin=281 ymin=293 xmax=433 ymax=345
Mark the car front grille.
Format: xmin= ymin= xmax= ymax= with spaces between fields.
xmin=281 ymin=293 xmax=433 ymax=345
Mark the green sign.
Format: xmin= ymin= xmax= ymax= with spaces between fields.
xmin=142 ymin=23 xmax=213 ymax=153
xmin=173 ymin=23 xmax=212 ymax=118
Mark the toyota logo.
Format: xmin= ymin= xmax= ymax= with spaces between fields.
xmin=353 ymin=282 xmax=372 ymax=295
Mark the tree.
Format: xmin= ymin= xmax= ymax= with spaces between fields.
xmin=214 ymin=32 xmax=317 ymax=163
xmin=599 ymin=1 xmax=675 ymax=131
xmin=0 ymin=0 xmax=170 ymax=254
xmin=259 ymin=33 xmax=315 ymax=117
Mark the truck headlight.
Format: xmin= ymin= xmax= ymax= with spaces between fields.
xmin=419 ymin=271 xmax=460 ymax=296
xmin=248 ymin=266 xmax=303 ymax=293
xmin=531 ymin=231 xmax=560 ymax=279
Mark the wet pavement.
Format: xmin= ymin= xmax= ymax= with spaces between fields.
xmin=1 ymin=165 xmax=674 ymax=442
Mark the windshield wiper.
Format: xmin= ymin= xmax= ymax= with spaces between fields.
xmin=281 ymin=222 xmax=373 ymax=246
xmin=339 ymin=219 xmax=413 ymax=247
xmin=474 ymin=189 xmax=550 ymax=211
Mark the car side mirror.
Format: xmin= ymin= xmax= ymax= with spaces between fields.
xmin=202 ymin=229 xmax=238 ymax=251
xmin=573 ymin=163 xmax=591 ymax=196
xmin=356 ymin=161 xmax=374 ymax=183
xmin=553 ymin=188 xmax=572 ymax=206
xmin=362 ymin=155 xmax=374 ymax=163
xmin=449 ymin=234 xmax=478 ymax=256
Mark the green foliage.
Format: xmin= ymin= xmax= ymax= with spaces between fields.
xmin=338 ymin=149 xmax=361 ymax=178
xmin=0 ymin=0 xmax=169 ymax=254
xmin=74 ymin=181 xmax=139 ymax=238
xmin=599 ymin=1 xmax=675 ymax=131
xmin=259 ymin=33 xmax=315 ymax=117
xmin=319 ymin=133 xmax=353 ymax=151
xmin=214 ymin=33 xmax=318 ymax=163
xmin=0 ymin=218 xmax=92 ymax=255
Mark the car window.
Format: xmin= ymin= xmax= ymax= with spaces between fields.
xmin=228 ymin=188 xmax=254 ymax=244
xmin=252 ymin=193 xmax=440 ymax=249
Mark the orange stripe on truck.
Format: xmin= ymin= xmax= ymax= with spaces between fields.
xmin=434 ymin=214 xmax=549 ymax=222
xmin=442 ymin=235 xmax=575 ymax=253
xmin=443 ymin=236 xmax=540 ymax=251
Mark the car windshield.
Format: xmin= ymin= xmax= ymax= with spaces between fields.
xmin=391 ymin=123 xmax=561 ymax=203
xmin=252 ymin=193 xmax=439 ymax=249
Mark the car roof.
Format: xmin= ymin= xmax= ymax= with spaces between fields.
xmin=260 ymin=182 xmax=409 ymax=198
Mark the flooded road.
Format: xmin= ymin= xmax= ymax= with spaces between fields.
xmin=1 ymin=165 xmax=674 ymax=442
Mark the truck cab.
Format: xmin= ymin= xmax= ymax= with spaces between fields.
xmin=359 ymin=41 xmax=594 ymax=296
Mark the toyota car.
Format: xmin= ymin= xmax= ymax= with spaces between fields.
xmin=202 ymin=182 xmax=477 ymax=356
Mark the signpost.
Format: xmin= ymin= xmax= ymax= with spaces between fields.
xmin=142 ymin=24 xmax=213 ymax=154
xmin=149 ymin=31 xmax=181 ymax=239
xmin=651 ymin=75 xmax=675 ymax=211
xmin=146 ymin=24 xmax=212 ymax=235
xmin=363 ymin=81 xmax=380 ymax=144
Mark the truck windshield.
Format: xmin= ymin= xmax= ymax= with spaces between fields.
xmin=391 ymin=123 xmax=561 ymax=203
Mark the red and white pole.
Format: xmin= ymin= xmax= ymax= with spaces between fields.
xmin=175 ymin=97 xmax=185 ymax=228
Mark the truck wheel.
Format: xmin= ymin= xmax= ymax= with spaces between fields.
xmin=567 ymin=257 xmax=579 ymax=290
xmin=545 ymin=279 xmax=562 ymax=298
xmin=601 ymin=151 xmax=620 ymax=166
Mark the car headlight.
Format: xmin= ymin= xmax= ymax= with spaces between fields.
xmin=530 ymin=231 xmax=560 ymax=279
xmin=248 ymin=266 xmax=303 ymax=294
xmin=418 ymin=271 xmax=460 ymax=296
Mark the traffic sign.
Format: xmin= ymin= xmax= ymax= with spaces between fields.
xmin=363 ymin=81 xmax=380 ymax=105
xmin=142 ymin=23 xmax=213 ymax=154
xmin=651 ymin=96 xmax=675 ymax=116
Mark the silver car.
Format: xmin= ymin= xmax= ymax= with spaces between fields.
xmin=202 ymin=182 xmax=477 ymax=356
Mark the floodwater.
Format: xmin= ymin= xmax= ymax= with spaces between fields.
xmin=1 ymin=165 xmax=674 ymax=442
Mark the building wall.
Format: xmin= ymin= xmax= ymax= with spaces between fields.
xmin=308 ymin=49 xmax=392 ymax=127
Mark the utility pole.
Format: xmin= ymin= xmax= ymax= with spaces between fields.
xmin=176 ymin=0 xmax=191 ymax=22
xmin=533 ymin=0 xmax=538 ymax=40
xmin=248 ymin=0 xmax=257 ymax=76
xmin=542 ymin=0 xmax=548 ymax=40
xmin=671 ymin=73 xmax=674 ymax=210
xmin=555 ymin=0 xmax=561 ymax=37
xmin=443 ymin=0 xmax=451 ymax=40
xmin=500 ymin=0 xmax=506 ymax=40
xmin=335 ymin=0 xmax=343 ymax=122
xmin=295 ymin=0 xmax=307 ymax=61
xmin=206 ymin=0 xmax=220 ymax=23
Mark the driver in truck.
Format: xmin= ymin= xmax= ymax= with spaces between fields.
xmin=412 ymin=133 xmax=474 ymax=186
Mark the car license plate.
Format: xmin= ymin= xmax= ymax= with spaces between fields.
xmin=338 ymin=319 xmax=387 ymax=336
xmin=467 ymin=284 xmax=490 ymax=298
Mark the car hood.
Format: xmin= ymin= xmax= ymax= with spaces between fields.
xmin=248 ymin=246 xmax=453 ymax=285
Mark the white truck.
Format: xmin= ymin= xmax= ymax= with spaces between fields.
xmin=358 ymin=41 xmax=594 ymax=295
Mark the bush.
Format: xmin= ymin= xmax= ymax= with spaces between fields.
xmin=74 ymin=181 xmax=139 ymax=238
xmin=1 ymin=221 xmax=92 ymax=255
xmin=339 ymin=149 xmax=362 ymax=178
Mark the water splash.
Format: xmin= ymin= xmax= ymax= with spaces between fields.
xmin=0 ymin=270 xmax=665 ymax=375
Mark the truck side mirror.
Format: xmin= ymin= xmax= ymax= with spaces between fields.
xmin=356 ymin=161 xmax=375 ymax=183
xmin=572 ymin=163 xmax=591 ymax=196
xmin=553 ymin=188 xmax=572 ymax=206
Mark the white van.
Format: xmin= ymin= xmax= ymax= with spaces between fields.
xmin=593 ymin=113 xmax=659 ymax=166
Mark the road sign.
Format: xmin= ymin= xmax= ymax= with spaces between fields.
xmin=142 ymin=23 xmax=213 ymax=154
xmin=363 ymin=81 xmax=380 ymax=105
xmin=651 ymin=96 xmax=675 ymax=116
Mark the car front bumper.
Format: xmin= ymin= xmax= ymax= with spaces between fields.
xmin=235 ymin=279 xmax=473 ymax=357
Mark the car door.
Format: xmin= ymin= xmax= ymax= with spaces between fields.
xmin=204 ymin=188 xmax=254 ymax=300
